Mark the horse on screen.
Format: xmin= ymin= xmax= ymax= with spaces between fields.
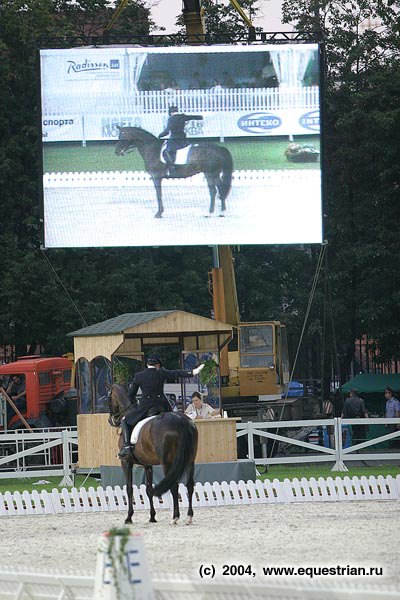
xmin=115 ymin=126 xmax=233 ymax=219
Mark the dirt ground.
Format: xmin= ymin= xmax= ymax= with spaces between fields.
xmin=0 ymin=501 xmax=399 ymax=588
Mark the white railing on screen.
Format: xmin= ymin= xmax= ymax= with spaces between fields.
xmin=43 ymin=86 xmax=319 ymax=116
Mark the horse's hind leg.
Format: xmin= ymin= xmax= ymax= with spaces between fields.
xmin=145 ymin=466 xmax=157 ymax=523
xmin=186 ymin=463 xmax=195 ymax=525
xmin=162 ymin=462 xmax=180 ymax=525
xmin=171 ymin=481 xmax=180 ymax=525
xmin=216 ymin=178 xmax=227 ymax=214
xmin=205 ymin=174 xmax=217 ymax=214
xmin=123 ymin=457 xmax=134 ymax=524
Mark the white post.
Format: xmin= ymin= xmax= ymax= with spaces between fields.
xmin=93 ymin=530 xmax=155 ymax=600
xmin=59 ymin=429 xmax=74 ymax=487
xmin=331 ymin=417 xmax=348 ymax=472
xmin=247 ymin=421 xmax=255 ymax=461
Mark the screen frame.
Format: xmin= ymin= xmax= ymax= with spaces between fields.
xmin=38 ymin=36 xmax=325 ymax=249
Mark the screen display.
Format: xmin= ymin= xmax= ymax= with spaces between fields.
xmin=40 ymin=44 xmax=322 ymax=248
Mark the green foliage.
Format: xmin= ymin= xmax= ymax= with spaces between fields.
xmin=259 ymin=464 xmax=400 ymax=481
xmin=278 ymin=0 xmax=400 ymax=372
xmin=112 ymin=360 xmax=130 ymax=385
xmin=2 ymin=0 xmax=400 ymax=381
xmin=199 ymin=358 xmax=218 ymax=385
xmin=0 ymin=475 xmax=99 ymax=494
xmin=43 ymin=137 xmax=320 ymax=172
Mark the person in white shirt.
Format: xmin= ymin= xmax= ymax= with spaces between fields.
xmin=185 ymin=391 xmax=220 ymax=420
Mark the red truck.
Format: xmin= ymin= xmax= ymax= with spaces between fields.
xmin=0 ymin=355 xmax=77 ymax=430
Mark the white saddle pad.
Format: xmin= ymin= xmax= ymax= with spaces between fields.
xmin=130 ymin=415 xmax=157 ymax=445
xmin=160 ymin=142 xmax=191 ymax=165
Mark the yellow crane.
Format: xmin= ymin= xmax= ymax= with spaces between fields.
xmin=180 ymin=1 xmax=290 ymax=410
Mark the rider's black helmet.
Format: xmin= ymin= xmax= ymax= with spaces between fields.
xmin=168 ymin=105 xmax=179 ymax=115
xmin=147 ymin=356 xmax=162 ymax=367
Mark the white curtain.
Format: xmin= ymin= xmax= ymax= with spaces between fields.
xmin=124 ymin=51 xmax=148 ymax=93
xmin=269 ymin=47 xmax=314 ymax=88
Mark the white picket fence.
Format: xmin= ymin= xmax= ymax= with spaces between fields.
xmin=44 ymin=86 xmax=320 ymax=116
xmin=0 ymin=476 xmax=399 ymax=518
xmin=43 ymin=169 xmax=319 ymax=188
xmin=1 ymin=567 xmax=400 ymax=600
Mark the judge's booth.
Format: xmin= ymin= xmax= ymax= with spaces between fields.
xmin=68 ymin=311 xmax=256 ymax=485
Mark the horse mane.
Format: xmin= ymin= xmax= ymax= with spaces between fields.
xmin=125 ymin=127 xmax=158 ymax=144
xmin=112 ymin=383 xmax=130 ymax=409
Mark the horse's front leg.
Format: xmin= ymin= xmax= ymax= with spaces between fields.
xmin=152 ymin=176 xmax=164 ymax=218
xmin=123 ymin=457 xmax=134 ymax=524
xmin=145 ymin=466 xmax=157 ymax=523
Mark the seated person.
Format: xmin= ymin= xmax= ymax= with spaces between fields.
xmin=185 ymin=391 xmax=220 ymax=420
xmin=5 ymin=374 xmax=26 ymax=425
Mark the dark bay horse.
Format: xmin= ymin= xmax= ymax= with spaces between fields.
xmin=108 ymin=383 xmax=198 ymax=525
xmin=115 ymin=126 xmax=233 ymax=218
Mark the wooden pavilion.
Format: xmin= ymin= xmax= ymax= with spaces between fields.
xmin=67 ymin=310 xmax=238 ymax=467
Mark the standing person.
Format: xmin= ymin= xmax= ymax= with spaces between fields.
xmin=341 ymin=388 xmax=368 ymax=444
xmin=185 ymin=391 xmax=220 ymax=420
xmin=5 ymin=374 xmax=26 ymax=426
xmin=384 ymin=387 xmax=400 ymax=448
xmin=118 ymin=356 xmax=204 ymax=458
xmin=158 ymin=105 xmax=203 ymax=176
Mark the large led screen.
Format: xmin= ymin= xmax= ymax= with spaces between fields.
xmin=40 ymin=44 xmax=322 ymax=247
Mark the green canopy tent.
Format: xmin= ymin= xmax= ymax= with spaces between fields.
xmin=341 ymin=373 xmax=400 ymax=417
xmin=342 ymin=373 xmax=400 ymax=394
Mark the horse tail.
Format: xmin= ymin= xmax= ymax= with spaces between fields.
xmin=219 ymin=148 xmax=233 ymax=201
xmin=152 ymin=416 xmax=198 ymax=498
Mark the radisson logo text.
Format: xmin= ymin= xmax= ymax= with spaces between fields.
xmin=67 ymin=59 xmax=120 ymax=74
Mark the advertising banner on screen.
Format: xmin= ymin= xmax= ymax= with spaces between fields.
xmin=40 ymin=44 xmax=323 ymax=248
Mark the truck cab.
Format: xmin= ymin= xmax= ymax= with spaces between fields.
xmin=0 ymin=355 xmax=75 ymax=429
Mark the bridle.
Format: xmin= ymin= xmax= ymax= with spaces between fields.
xmin=107 ymin=386 xmax=131 ymax=428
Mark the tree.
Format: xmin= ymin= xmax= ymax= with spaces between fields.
xmin=0 ymin=0 xmax=160 ymax=359
xmin=281 ymin=0 xmax=400 ymax=375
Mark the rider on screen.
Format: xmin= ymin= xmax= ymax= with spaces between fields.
xmin=158 ymin=105 xmax=203 ymax=176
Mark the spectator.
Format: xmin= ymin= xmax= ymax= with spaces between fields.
xmin=260 ymin=57 xmax=278 ymax=87
xmin=341 ymin=388 xmax=368 ymax=444
xmin=185 ymin=392 xmax=220 ymax=420
xmin=221 ymin=71 xmax=234 ymax=88
xmin=384 ymin=387 xmax=400 ymax=448
xmin=189 ymin=72 xmax=201 ymax=89
xmin=5 ymin=374 xmax=27 ymax=425
xmin=210 ymin=79 xmax=223 ymax=93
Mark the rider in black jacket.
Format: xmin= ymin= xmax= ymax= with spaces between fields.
xmin=158 ymin=105 xmax=203 ymax=176
xmin=118 ymin=356 xmax=204 ymax=458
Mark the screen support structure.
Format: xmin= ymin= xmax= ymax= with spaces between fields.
xmin=181 ymin=0 xmax=247 ymax=381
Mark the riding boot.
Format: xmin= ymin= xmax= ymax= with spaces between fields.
xmin=167 ymin=164 xmax=177 ymax=177
xmin=118 ymin=419 xmax=133 ymax=458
